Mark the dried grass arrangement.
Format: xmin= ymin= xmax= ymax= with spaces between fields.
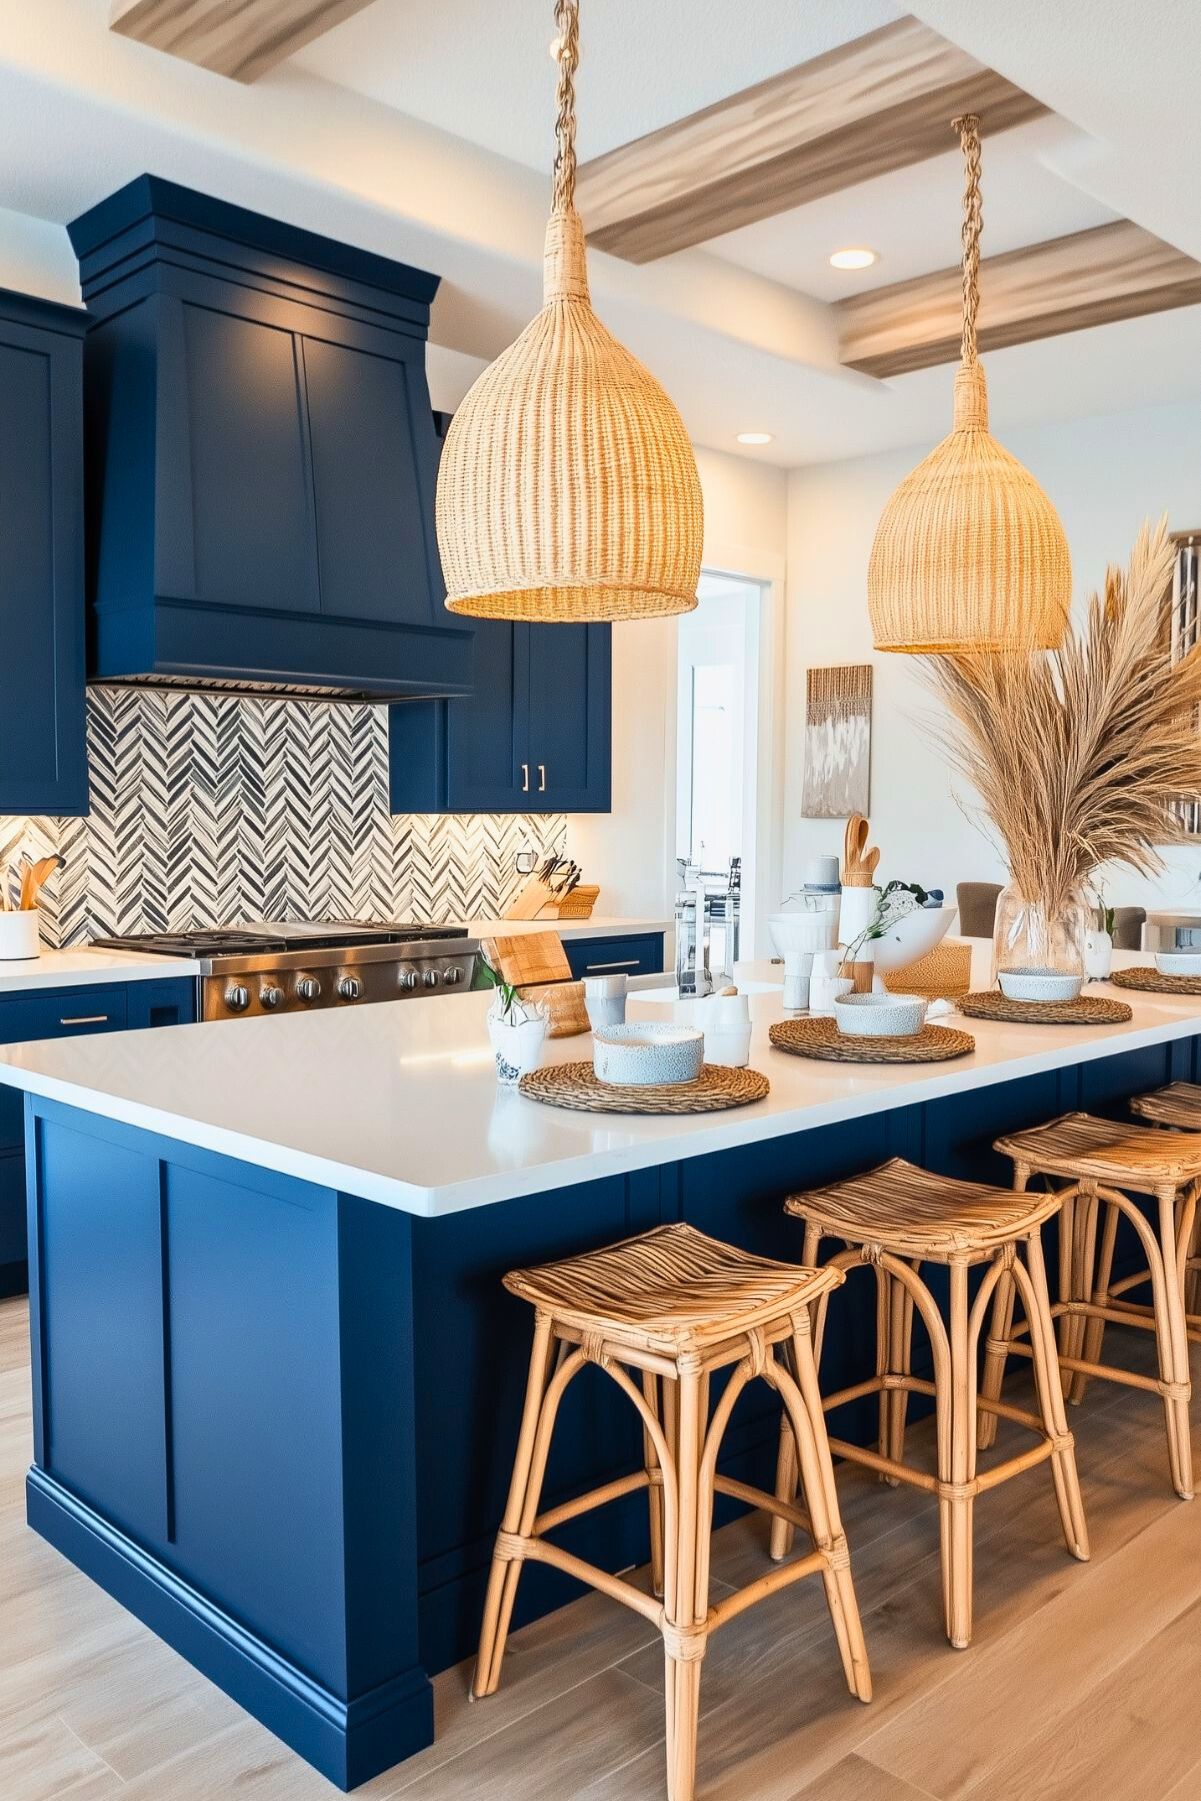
xmin=923 ymin=519 xmax=1201 ymax=928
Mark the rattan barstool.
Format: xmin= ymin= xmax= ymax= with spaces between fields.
xmin=775 ymin=1158 xmax=1089 ymax=1651
xmin=1131 ymin=1082 xmax=1201 ymax=1317
xmin=474 ymin=1222 xmax=872 ymax=1801
xmin=985 ymin=1111 xmax=1201 ymax=1499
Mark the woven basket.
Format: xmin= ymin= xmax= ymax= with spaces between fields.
xmin=436 ymin=209 xmax=703 ymax=621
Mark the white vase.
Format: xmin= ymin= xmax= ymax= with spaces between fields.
xmin=0 ymin=909 xmax=40 ymax=961
xmin=487 ymin=1004 xmax=549 ymax=1086
xmin=1084 ymin=929 xmax=1113 ymax=981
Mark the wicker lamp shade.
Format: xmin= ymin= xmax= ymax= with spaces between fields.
xmin=867 ymin=119 xmax=1071 ymax=654
xmin=436 ymin=1 xmax=703 ymax=623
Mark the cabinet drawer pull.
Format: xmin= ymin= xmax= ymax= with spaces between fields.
xmin=583 ymin=959 xmax=639 ymax=973
xmin=521 ymin=763 xmax=529 ymax=792
xmin=59 ymin=1014 xmax=110 ymax=1027
xmin=538 ymin=764 xmax=546 ymax=792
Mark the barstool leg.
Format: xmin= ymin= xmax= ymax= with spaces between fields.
xmin=1067 ymin=1189 xmax=1100 ymax=1405
xmin=770 ymin=1415 xmax=798 ymax=1562
xmin=1075 ymin=1199 xmax=1119 ymax=1404
xmin=887 ymin=1264 xmax=916 ymax=1470
xmin=977 ymin=1264 xmax=1016 ymax=1452
xmin=1156 ymin=1186 xmax=1195 ymax=1502
xmin=942 ymin=1260 xmax=977 ymax=1650
xmin=788 ymin=1318 xmax=872 ymax=1703
xmin=1020 ymin=1233 xmax=1090 ymax=1561
xmin=664 ymin=1363 xmax=704 ymax=1801
xmin=474 ymin=1312 xmax=556 ymax=1698
xmin=641 ymin=1369 xmax=666 ymax=1599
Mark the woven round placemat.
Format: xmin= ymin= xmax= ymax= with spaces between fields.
xmin=518 ymin=1062 xmax=769 ymax=1114
xmin=769 ymin=1018 xmax=975 ymax=1064
xmin=1110 ymin=966 xmax=1201 ymax=997
xmin=957 ymin=991 xmax=1133 ymax=1025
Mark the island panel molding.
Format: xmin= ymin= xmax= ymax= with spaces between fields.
xmin=109 ymin=0 xmax=376 ymax=83
xmin=0 ymin=688 xmax=564 ymax=945
xmin=576 ymin=16 xmax=1046 ymax=263
xmin=838 ymin=219 xmax=1201 ymax=377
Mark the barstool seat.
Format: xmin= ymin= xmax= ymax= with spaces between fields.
xmin=988 ymin=1111 xmax=1200 ymax=1500
xmin=1132 ymin=1081 xmax=1201 ymax=1131
xmin=505 ymin=1222 xmax=842 ymax=1353
xmin=795 ymin=1157 xmax=1062 ymax=1256
xmin=476 ymin=1223 xmax=871 ymax=1801
xmin=777 ymin=1158 xmax=1089 ymax=1651
xmin=995 ymin=1111 xmax=1201 ymax=1187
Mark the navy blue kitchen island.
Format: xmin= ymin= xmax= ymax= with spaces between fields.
xmin=2 ymin=986 xmax=1198 ymax=1789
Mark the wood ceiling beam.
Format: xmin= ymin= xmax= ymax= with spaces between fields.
xmin=575 ymin=16 xmax=1047 ymax=265
xmin=836 ymin=219 xmax=1201 ymax=378
xmin=110 ymin=0 xmax=376 ymax=84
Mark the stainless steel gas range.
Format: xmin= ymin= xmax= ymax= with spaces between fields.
xmin=91 ymin=922 xmax=480 ymax=1021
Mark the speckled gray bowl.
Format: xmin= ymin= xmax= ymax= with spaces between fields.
xmin=997 ymin=967 xmax=1083 ymax=1002
xmin=593 ymin=1023 xmax=705 ymax=1087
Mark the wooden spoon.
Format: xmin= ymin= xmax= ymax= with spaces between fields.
xmin=18 ymin=854 xmax=62 ymax=911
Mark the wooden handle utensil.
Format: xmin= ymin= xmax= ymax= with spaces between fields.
xmin=15 ymin=854 xmax=62 ymax=911
xmin=841 ymin=814 xmax=880 ymax=888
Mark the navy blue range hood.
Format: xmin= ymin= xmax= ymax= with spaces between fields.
xmin=68 ymin=177 xmax=472 ymax=702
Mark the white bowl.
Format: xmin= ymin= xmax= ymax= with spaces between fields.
xmin=1154 ymin=949 xmax=1201 ymax=977
xmin=869 ymin=903 xmax=957 ymax=972
xmin=593 ymin=1023 xmax=704 ymax=1087
xmin=997 ymin=967 xmax=1082 ymax=1002
xmin=833 ymin=991 xmax=927 ymax=1038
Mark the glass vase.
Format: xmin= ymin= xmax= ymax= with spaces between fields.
xmin=992 ymin=882 xmax=1089 ymax=979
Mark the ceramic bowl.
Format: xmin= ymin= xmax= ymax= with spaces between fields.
xmin=833 ymin=991 xmax=927 ymax=1038
xmin=593 ymin=1023 xmax=704 ymax=1087
xmin=1154 ymin=949 xmax=1201 ymax=977
xmin=869 ymin=903 xmax=957 ymax=971
xmin=997 ymin=967 xmax=1083 ymax=1002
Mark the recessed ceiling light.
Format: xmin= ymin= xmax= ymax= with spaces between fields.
xmin=736 ymin=431 xmax=773 ymax=446
xmin=829 ymin=247 xmax=878 ymax=271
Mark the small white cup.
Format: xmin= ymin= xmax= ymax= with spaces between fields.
xmin=704 ymin=1023 xmax=752 ymax=1068
xmin=0 ymin=910 xmax=40 ymax=961
xmin=584 ymin=972 xmax=628 ymax=1030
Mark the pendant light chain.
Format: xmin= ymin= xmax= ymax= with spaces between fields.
xmin=953 ymin=113 xmax=983 ymax=366
xmin=551 ymin=0 xmax=581 ymax=215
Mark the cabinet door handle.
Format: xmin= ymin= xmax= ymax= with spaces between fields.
xmin=538 ymin=764 xmax=546 ymax=792
xmin=583 ymin=959 xmax=639 ymax=973
xmin=59 ymin=1014 xmax=110 ymax=1027
xmin=521 ymin=763 xmax=529 ymax=792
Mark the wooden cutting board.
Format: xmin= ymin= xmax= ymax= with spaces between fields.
xmin=482 ymin=930 xmax=573 ymax=989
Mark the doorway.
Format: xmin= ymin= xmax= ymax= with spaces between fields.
xmin=675 ymin=570 xmax=765 ymax=959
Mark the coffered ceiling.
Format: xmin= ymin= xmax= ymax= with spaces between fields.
xmin=0 ymin=0 xmax=1199 ymax=468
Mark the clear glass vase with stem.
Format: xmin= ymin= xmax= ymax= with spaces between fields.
xmin=992 ymin=881 xmax=1089 ymax=980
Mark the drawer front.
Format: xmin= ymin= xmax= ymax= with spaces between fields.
xmin=564 ymin=934 xmax=665 ymax=981
xmin=0 ymin=987 xmax=128 ymax=1150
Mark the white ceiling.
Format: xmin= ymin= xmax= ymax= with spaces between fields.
xmin=293 ymin=0 xmax=900 ymax=170
xmin=2 ymin=0 xmax=1200 ymax=471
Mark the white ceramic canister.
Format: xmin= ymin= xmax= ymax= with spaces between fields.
xmin=1084 ymin=929 xmax=1113 ymax=981
xmin=0 ymin=910 xmax=40 ymax=961
xmin=809 ymin=949 xmax=854 ymax=1015
xmin=487 ymin=1003 xmax=549 ymax=1086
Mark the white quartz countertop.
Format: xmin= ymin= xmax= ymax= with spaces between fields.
xmin=0 ymin=945 xmax=203 ymax=994
xmin=0 ymin=953 xmax=1197 ymax=1217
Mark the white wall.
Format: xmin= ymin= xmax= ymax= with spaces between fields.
xmin=567 ymin=447 xmax=787 ymax=929
xmin=784 ymin=398 xmax=1201 ymax=921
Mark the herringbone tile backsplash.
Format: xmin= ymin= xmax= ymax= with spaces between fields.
xmin=0 ymin=690 xmax=566 ymax=947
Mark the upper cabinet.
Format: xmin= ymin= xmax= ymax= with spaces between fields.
xmin=390 ymin=618 xmax=611 ymax=814
xmin=0 ymin=290 xmax=88 ymax=816
xmin=68 ymin=177 xmax=472 ymax=702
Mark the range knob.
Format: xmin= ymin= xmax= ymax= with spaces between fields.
xmin=259 ymin=984 xmax=283 ymax=1010
xmin=443 ymin=966 xmax=463 ymax=986
xmin=225 ymin=983 xmax=250 ymax=1013
xmin=295 ymin=975 xmax=322 ymax=1004
xmin=422 ymin=968 xmax=441 ymax=989
xmin=336 ymin=975 xmax=362 ymax=1002
xmin=398 ymin=969 xmax=419 ymax=992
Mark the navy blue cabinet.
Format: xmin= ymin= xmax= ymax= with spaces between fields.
xmin=0 ymin=291 xmax=89 ymax=816
xmin=563 ymin=934 xmax=665 ymax=980
xmin=0 ymin=975 xmax=196 ymax=1294
xmin=390 ymin=619 xmax=611 ymax=813
xmin=68 ymin=177 xmax=472 ymax=701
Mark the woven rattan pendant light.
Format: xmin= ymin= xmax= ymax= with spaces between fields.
xmin=867 ymin=117 xmax=1071 ymax=653
xmin=436 ymin=0 xmax=703 ymax=622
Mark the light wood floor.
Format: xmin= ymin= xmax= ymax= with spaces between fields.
xmin=2 ymin=1292 xmax=1200 ymax=1800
